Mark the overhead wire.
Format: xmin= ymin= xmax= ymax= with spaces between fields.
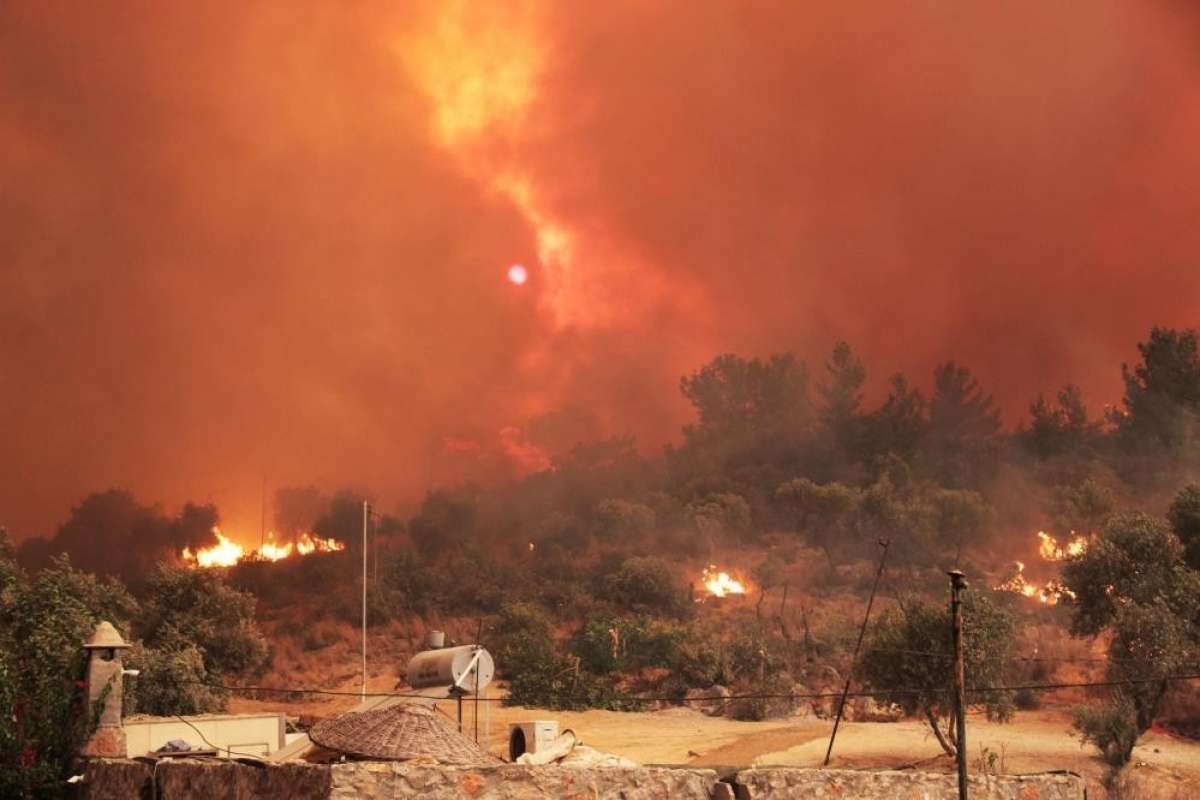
xmin=171 ymin=672 xmax=1200 ymax=705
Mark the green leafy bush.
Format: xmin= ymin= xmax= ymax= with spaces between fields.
xmin=1073 ymin=700 xmax=1139 ymax=767
xmin=0 ymin=556 xmax=136 ymax=798
xmin=861 ymin=592 xmax=1015 ymax=756
xmin=601 ymin=556 xmax=685 ymax=615
xmin=123 ymin=643 xmax=224 ymax=716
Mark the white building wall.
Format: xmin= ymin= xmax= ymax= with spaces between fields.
xmin=124 ymin=713 xmax=285 ymax=758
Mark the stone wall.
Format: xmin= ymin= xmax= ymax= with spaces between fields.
xmin=330 ymin=762 xmax=718 ymax=799
xmin=80 ymin=759 xmax=329 ymax=800
xmin=80 ymin=759 xmax=1086 ymax=799
xmin=736 ymin=768 xmax=1086 ymax=799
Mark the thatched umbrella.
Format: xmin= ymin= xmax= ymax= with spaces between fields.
xmin=308 ymin=703 xmax=500 ymax=766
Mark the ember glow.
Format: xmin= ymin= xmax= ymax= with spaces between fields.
xmin=182 ymin=528 xmax=344 ymax=568
xmin=699 ymin=566 xmax=747 ymax=599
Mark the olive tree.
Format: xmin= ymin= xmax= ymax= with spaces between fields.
xmin=1061 ymin=511 xmax=1200 ymax=765
xmin=861 ymin=591 xmax=1015 ymax=756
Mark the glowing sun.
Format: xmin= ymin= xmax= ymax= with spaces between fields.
xmin=507 ymin=264 xmax=529 ymax=285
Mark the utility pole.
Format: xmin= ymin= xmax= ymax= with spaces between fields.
xmin=948 ymin=569 xmax=968 ymax=800
xmin=824 ymin=539 xmax=890 ymax=766
xmin=361 ymin=500 xmax=369 ymax=701
xmin=260 ymin=475 xmax=267 ymax=551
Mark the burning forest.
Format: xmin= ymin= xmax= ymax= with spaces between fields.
xmin=181 ymin=528 xmax=344 ymax=568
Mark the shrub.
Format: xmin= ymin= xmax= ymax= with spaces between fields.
xmin=1013 ymin=687 xmax=1041 ymax=711
xmin=1073 ymin=700 xmax=1139 ymax=767
xmin=0 ymin=556 xmax=137 ymax=797
xmin=488 ymin=602 xmax=555 ymax=678
xmin=860 ymin=593 xmax=1016 ymax=756
xmin=571 ymin=617 xmax=683 ymax=675
xmin=137 ymin=565 xmax=269 ymax=679
xmin=601 ymin=556 xmax=684 ymax=614
xmin=730 ymin=672 xmax=795 ymax=721
xmin=729 ymin=627 xmax=791 ymax=683
xmin=594 ymin=500 xmax=656 ymax=545
xmin=670 ymin=626 xmax=732 ymax=687
xmin=124 ymin=643 xmax=224 ymax=716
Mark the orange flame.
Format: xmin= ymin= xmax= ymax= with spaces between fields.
xmin=994 ymin=532 xmax=1083 ymax=606
xmin=182 ymin=527 xmax=344 ymax=568
xmin=993 ymin=560 xmax=1067 ymax=604
xmin=699 ymin=565 xmax=747 ymax=599
xmin=1037 ymin=530 xmax=1088 ymax=561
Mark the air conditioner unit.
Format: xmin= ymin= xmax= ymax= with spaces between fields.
xmin=508 ymin=720 xmax=559 ymax=761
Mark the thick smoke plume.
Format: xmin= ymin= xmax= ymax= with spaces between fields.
xmin=2 ymin=2 xmax=1198 ymax=536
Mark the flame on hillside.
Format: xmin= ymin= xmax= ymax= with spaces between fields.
xmin=698 ymin=565 xmax=747 ymax=599
xmin=1037 ymin=531 xmax=1088 ymax=561
xmin=993 ymin=561 xmax=1076 ymax=605
xmin=182 ymin=527 xmax=344 ymax=568
xmin=994 ymin=530 xmax=1088 ymax=604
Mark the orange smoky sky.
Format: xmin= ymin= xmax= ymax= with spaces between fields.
xmin=2 ymin=2 xmax=1199 ymax=539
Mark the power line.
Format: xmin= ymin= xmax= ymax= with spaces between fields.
xmin=171 ymin=677 xmax=428 ymax=699
xmin=171 ymin=714 xmax=265 ymax=760
xmin=173 ymin=673 xmax=1200 ymax=705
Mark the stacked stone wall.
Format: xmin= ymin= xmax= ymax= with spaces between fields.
xmin=736 ymin=767 xmax=1086 ymax=799
xmin=80 ymin=758 xmax=1085 ymax=799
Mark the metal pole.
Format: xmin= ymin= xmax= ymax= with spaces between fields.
xmin=361 ymin=501 xmax=368 ymax=702
xmin=260 ymin=475 xmax=266 ymax=551
xmin=824 ymin=539 xmax=890 ymax=766
xmin=949 ymin=569 xmax=968 ymax=800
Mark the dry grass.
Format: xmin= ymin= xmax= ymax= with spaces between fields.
xmin=1102 ymin=765 xmax=1198 ymax=800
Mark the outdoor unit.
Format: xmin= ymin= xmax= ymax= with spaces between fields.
xmin=508 ymin=720 xmax=559 ymax=761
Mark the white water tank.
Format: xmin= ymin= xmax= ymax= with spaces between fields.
xmin=405 ymin=645 xmax=494 ymax=694
xmin=508 ymin=720 xmax=560 ymax=761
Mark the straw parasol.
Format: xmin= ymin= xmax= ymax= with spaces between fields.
xmin=308 ymin=703 xmax=501 ymax=766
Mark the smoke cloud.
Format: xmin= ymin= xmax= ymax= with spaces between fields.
xmin=2 ymin=2 xmax=1198 ymax=537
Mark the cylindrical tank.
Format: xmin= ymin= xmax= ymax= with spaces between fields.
xmin=406 ymin=645 xmax=494 ymax=694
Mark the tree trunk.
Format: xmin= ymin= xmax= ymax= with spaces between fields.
xmin=801 ymin=605 xmax=814 ymax=660
xmin=776 ymin=583 xmax=791 ymax=641
xmin=926 ymin=708 xmax=956 ymax=756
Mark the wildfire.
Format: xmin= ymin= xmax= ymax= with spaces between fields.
xmin=699 ymin=565 xmax=747 ymax=599
xmin=993 ymin=561 xmax=1074 ymax=605
xmin=182 ymin=527 xmax=344 ymax=568
xmin=1037 ymin=531 xmax=1088 ymax=561
xmin=994 ymin=529 xmax=1087 ymax=604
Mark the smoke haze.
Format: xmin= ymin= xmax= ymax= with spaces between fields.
xmin=3 ymin=2 xmax=1199 ymax=537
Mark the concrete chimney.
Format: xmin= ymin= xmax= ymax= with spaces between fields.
xmin=81 ymin=621 xmax=131 ymax=758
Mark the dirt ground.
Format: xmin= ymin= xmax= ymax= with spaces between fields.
xmin=232 ymin=684 xmax=1200 ymax=798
